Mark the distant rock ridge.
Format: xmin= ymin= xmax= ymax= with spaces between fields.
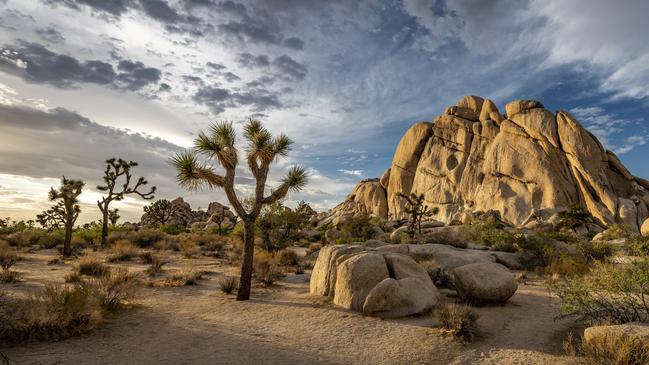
xmin=327 ymin=96 xmax=649 ymax=232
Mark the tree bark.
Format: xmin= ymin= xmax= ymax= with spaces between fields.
xmin=63 ymin=216 xmax=73 ymax=257
xmin=101 ymin=208 xmax=109 ymax=246
xmin=236 ymin=220 xmax=256 ymax=300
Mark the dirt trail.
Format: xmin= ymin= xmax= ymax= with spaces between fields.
xmin=2 ymin=250 xmax=577 ymax=365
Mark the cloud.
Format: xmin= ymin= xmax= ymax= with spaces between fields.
xmin=192 ymin=85 xmax=282 ymax=115
xmin=36 ymin=27 xmax=65 ymax=44
xmin=0 ymin=42 xmax=161 ymax=91
xmin=45 ymin=0 xmax=135 ymax=18
xmin=272 ymin=55 xmax=307 ymax=81
xmin=337 ymin=169 xmax=364 ymax=177
xmin=283 ymin=36 xmax=304 ymax=51
xmin=616 ymin=135 xmax=648 ymax=155
xmin=236 ymin=53 xmax=270 ymax=69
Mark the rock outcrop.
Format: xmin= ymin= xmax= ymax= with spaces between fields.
xmin=310 ymin=245 xmax=439 ymax=318
xmin=326 ymin=96 xmax=649 ymax=229
xmin=141 ymin=198 xmax=236 ymax=228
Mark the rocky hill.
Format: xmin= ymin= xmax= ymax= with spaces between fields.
xmin=329 ymin=96 xmax=649 ymax=232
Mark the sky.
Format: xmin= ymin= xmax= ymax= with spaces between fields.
xmin=1 ymin=0 xmax=649 ymax=224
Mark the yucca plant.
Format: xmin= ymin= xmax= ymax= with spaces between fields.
xmin=171 ymin=119 xmax=308 ymax=300
xmin=97 ymin=158 xmax=156 ymax=246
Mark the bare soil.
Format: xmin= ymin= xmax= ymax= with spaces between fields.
xmin=1 ymin=249 xmax=579 ymax=365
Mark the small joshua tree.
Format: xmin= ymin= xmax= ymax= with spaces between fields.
xmin=398 ymin=192 xmax=439 ymax=238
xmin=108 ymin=209 xmax=120 ymax=225
xmin=97 ymin=158 xmax=155 ymax=245
xmin=172 ymin=119 xmax=307 ymax=300
xmin=45 ymin=177 xmax=84 ymax=256
xmin=143 ymin=199 xmax=176 ymax=227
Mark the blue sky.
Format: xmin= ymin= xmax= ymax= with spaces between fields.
xmin=0 ymin=0 xmax=648 ymax=223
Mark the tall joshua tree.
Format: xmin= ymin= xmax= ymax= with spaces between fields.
xmin=97 ymin=158 xmax=156 ymax=245
xmin=172 ymin=120 xmax=308 ymax=300
xmin=48 ymin=177 xmax=84 ymax=257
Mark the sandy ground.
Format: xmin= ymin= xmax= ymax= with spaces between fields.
xmin=1 ymin=249 xmax=579 ymax=365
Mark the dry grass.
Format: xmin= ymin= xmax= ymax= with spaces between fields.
xmin=144 ymin=251 xmax=171 ymax=276
xmin=90 ymin=268 xmax=139 ymax=310
xmin=0 ymin=243 xmax=20 ymax=283
xmin=161 ymin=267 xmax=204 ymax=287
xmin=218 ymin=276 xmax=238 ymax=294
xmin=0 ymin=269 xmax=141 ymax=345
xmin=436 ymin=303 xmax=479 ymax=341
xmin=75 ymin=254 xmax=110 ymax=277
xmin=564 ymin=329 xmax=649 ymax=365
xmin=107 ymin=240 xmax=141 ymax=262
xmin=178 ymin=238 xmax=199 ymax=258
xmin=253 ymin=251 xmax=282 ymax=286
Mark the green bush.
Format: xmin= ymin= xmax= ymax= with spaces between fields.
xmin=128 ymin=229 xmax=166 ymax=248
xmin=338 ymin=214 xmax=374 ymax=242
xmin=160 ymin=224 xmax=185 ymax=235
xmin=549 ymin=259 xmax=649 ymax=324
xmin=627 ymin=235 xmax=649 ymax=256
xmin=599 ymin=224 xmax=633 ymax=241
xmin=556 ymin=204 xmax=592 ymax=229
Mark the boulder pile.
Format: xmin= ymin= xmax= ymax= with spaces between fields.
xmin=325 ymin=96 xmax=649 ymax=232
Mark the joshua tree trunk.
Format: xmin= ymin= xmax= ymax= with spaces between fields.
xmin=237 ymin=219 xmax=256 ymax=300
xmin=101 ymin=208 xmax=109 ymax=246
xmin=64 ymin=213 xmax=73 ymax=257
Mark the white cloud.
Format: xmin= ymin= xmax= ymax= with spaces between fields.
xmin=338 ymin=169 xmax=364 ymax=177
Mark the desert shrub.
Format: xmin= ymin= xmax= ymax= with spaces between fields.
xmin=557 ymin=204 xmax=592 ymax=230
xmin=253 ymin=252 xmax=281 ymax=286
xmin=0 ymin=283 xmax=102 ymax=344
xmin=74 ymin=224 xmax=103 ymax=246
xmin=162 ymin=267 xmax=204 ymax=287
xmin=545 ymin=253 xmax=589 ymax=278
xmin=277 ymin=249 xmax=299 ymax=266
xmin=219 ymin=276 xmax=238 ymax=294
xmin=0 ymin=218 xmax=34 ymax=235
xmin=256 ymin=202 xmax=308 ymax=251
xmin=627 ymin=235 xmax=649 ymax=256
xmin=425 ymin=265 xmax=454 ymax=288
xmin=437 ymin=303 xmax=479 ymax=341
xmin=338 ymin=214 xmax=374 ymax=241
xmin=0 ymin=243 xmax=18 ymax=271
xmin=599 ymin=224 xmax=633 ymax=241
xmin=65 ymin=272 xmax=82 ymax=283
xmin=550 ymin=259 xmax=649 ymax=324
xmin=144 ymin=251 xmax=171 ymax=276
xmin=75 ymin=255 xmax=109 ymax=277
xmin=129 ymin=229 xmax=166 ymax=248
xmin=91 ymin=268 xmax=139 ymax=310
xmin=178 ymin=238 xmax=199 ymax=258
xmin=160 ymin=224 xmax=185 ymax=235
xmin=564 ymin=330 xmax=649 ymax=365
xmin=107 ymin=240 xmax=140 ymax=262
xmin=580 ymin=240 xmax=615 ymax=261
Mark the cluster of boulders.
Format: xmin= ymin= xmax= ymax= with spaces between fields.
xmin=310 ymin=240 xmax=518 ymax=318
xmin=140 ymin=198 xmax=237 ymax=231
xmin=325 ymin=96 xmax=649 ymax=234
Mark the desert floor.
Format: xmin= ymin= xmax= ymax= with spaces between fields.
xmin=1 ymin=249 xmax=580 ymax=365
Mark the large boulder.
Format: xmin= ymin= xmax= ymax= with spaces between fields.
xmin=453 ymin=262 xmax=517 ymax=305
xmin=642 ymin=218 xmax=649 ymax=236
xmin=363 ymin=277 xmax=439 ymax=318
xmin=311 ymin=245 xmax=439 ymax=317
xmin=333 ymin=252 xmax=392 ymax=311
xmin=330 ymin=96 xmax=649 ymax=229
xmin=409 ymin=244 xmax=496 ymax=270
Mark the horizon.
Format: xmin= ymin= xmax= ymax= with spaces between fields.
xmin=2 ymin=0 xmax=649 ymax=224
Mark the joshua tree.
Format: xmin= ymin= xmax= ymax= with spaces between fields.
xmin=36 ymin=202 xmax=67 ymax=231
xmin=97 ymin=158 xmax=156 ymax=245
xmin=108 ymin=209 xmax=120 ymax=225
xmin=143 ymin=199 xmax=176 ymax=226
xmin=398 ymin=192 xmax=439 ymax=238
xmin=45 ymin=177 xmax=84 ymax=256
xmin=172 ymin=120 xmax=308 ymax=300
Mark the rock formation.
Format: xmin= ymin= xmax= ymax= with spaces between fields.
xmin=328 ymin=96 xmax=649 ymax=231
xmin=141 ymin=198 xmax=236 ymax=228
